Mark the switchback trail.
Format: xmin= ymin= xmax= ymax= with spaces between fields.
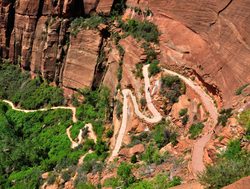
xmin=109 ymin=65 xmax=218 ymax=176
xmin=109 ymin=65 xmax=162 ymax=161
xmin=2 ymin=100 xmax=96 ymax=148
xmin=162 ymin=68 xmax=219 ymax=176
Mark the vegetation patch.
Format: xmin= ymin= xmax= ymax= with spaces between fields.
xmin=153 ymin=121 xmax=178 ymax=148
xmin=235 ymin=83 xmax=249 ymax=95
xmin=238 ymin=109 xmax=250 ymax=139
xmin=70 ymin=16 xmax=105 ymax=37
xmin=199 ymin=140 xmax=250 ymax=189
xmin=76 ymin=87 xmax=110 ymax=139
xmin=0 ymin=63 xmax=64 ymax=109
xmin=0 ymin=102 xmax=87 ymax=188
xmin=127 ymin=174 xmax=181 ymax=189
xmin=218 ymin=108 xmax=233 ymax=126
xmin=148 ymin=60 xmax=161 ymax=77
xmin=161 ymin=75 xmax=185 ymax=104
xmin=119 ymin=19 xmax=159 ymax=43
xmin=189 ymin=122 xmax=204 ymax=139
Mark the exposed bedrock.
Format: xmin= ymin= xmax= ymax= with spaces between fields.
xmin=128 ymin=0 xmax=250 ymax=107
xmin=1 ymin=0 xmax=250 ymax=106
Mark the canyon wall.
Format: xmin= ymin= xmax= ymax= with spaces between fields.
xmin=1 ymin=0 xmax=250 ymax=106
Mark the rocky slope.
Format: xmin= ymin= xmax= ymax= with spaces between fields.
xmin=0 ymin=1 xmax=250 ymax=188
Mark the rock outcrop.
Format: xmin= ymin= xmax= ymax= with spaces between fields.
xmin=0 ymin=0 xmax=114 ymax=93
xmin=63 ymin=29 xmax=101 ymax=89
xmin=222 ymin=176 xmax=250 ymax=189
xmin=127 ymin=0 xmax=250 ymax=107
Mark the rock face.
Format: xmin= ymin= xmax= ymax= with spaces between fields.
xmin=63 ymin=29 xmax=101 ymax=89
xmin=0 ymin=0 xmax=114 ymax=92
xmin=1 ymin=0 xmax=250 ymax=106
xmin=222 ymin=176 xmax=250 ymax=189
xmin=149 ymin=0 xmax=250 ymax=107
xmin=126 ymin=0 xmax=250 ymax=107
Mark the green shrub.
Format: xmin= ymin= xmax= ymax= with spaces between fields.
xmin=117 ymin=66 xmax=123 ymax=82
xmin=189 ymin=122 xmax=204 ymax=139
xmin=142 ymin=143 xmax=163 ymax=165
xmin=161 ymin=75 xmax=185 ymax=104
xmin=235 ymin=83 xmax=249 ymax=95
xmin=120 ymin=19 xmax=159 ymax=43
xmin=70 ymin=16 xmax=105 ymax=36
xmin=148 ymin=60 xmax=160 ymax=77
xmin=238 ymin=110 xmax=250 ymax=139
xmin=106 ymin=129 xmax=114 ymax=138
xmin=103 ymin=177 xmax=121 ymax=188
xmin=131 ymin=155 xmax=137 ymax=164
xmin=219 ymin=140 xmax=242 ymax=160
xmin=153 ymin=122 xmax=170 ymax=148
xmin=110 ymin=0 xmax=127 ymax=16
xmin=117 ymin=162 xmax=135 ymax=187
xmin=129 ymin=132 xmax=151 ymax=147
xmin=218 ymin=108 xmax=233 ymax=126
xmin=47 ymin=173 xmax=56 ymax=185
xmin=133 ymin=63 xmax=143 ymax=79
xmin=141 ymin=42 xmax=158 ymax=62
xmin=199 ymin=143 xmax=250 ymax=189
xmin=0 ymin=64 xmax=64 ymax=109
xmin=179 ymin=108 xmax=188 ymax=117
xmin=61 ymin=170 xmax=71 ymax=182
xmin=181 ymin=115 xmax=189 ymax=125
xmin=127 ymin=174 xmax=181 ymax=189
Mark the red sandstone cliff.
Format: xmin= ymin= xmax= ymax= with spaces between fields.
xmin=1 ymin=0 xmax=250 ymax=106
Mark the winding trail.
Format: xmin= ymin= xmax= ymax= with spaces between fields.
xmin=109 ymin=65 xmax=218 ymax=176
xmin=162 ymin=68 xmax=219 ymax=175
xmin=109 ymin=65 xmax=162 ymax=161
xmin=2 ymin=64 xmax=219 ymax=175
xmin=2 ymin=100 xmax=96 ymax=148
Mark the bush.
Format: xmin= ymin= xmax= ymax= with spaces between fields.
xmin=103 ymin=177 xmax=121 ymax=188
xmin=161 ymin=75 xmax=185 ymax=104
xmin=189 ymin=122 xmax=204 ymax=139
xmin=106 ymin=129 xmax=114 ymax=138
xmin=218 ymin=108 xmax=233 ymax=126
xmin=238 ymin=110 xmax=250 ymax=139
xmin=0 ymin=64 xmax=64 ymax=109
xmin=133 ymin=63 xmax=143 ymax=79
xmin=131 ymin=155 xmax=137 ymax=164
xmin=70 ymin=16 xmax=105 ymax=36
xmin=117 ymin=162 xmax=135 ymax=187
xmin=148 ymin=60 xmax=161 ymax=77
xmin=127 ymin=174 xmax=181 ymax=189
xmin=61 ymin=170 xmax=71 ymax=182
xmin=235 ymin=83 xmax=249 ymax=95
xmin=141 ymin=42 xmax=158 ymax=61
xmin=199 ymin=144 xmax=250 ymax=189
xmin=181 ymin=115 xmax=189 ymax=125
xmin=120 ymin=19 xmax=159 ymax=43
xmin=142 ymin=143 xmax=163 ymax=165
xmin=47 ymin=173 xmax=56 ymax=185
xmin=179 ymin=108 xmax=188 ymax=117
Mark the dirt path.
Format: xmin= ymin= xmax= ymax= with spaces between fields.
xmin=109 ymin=65 xmax=218 ymax=175
xmin=2 ymin=100 xmax=96 ymax=149
xmin=162 ymin=68 xmax=219 ymax=176
xmin=109 ymin=65 xmax=162 ymax=161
